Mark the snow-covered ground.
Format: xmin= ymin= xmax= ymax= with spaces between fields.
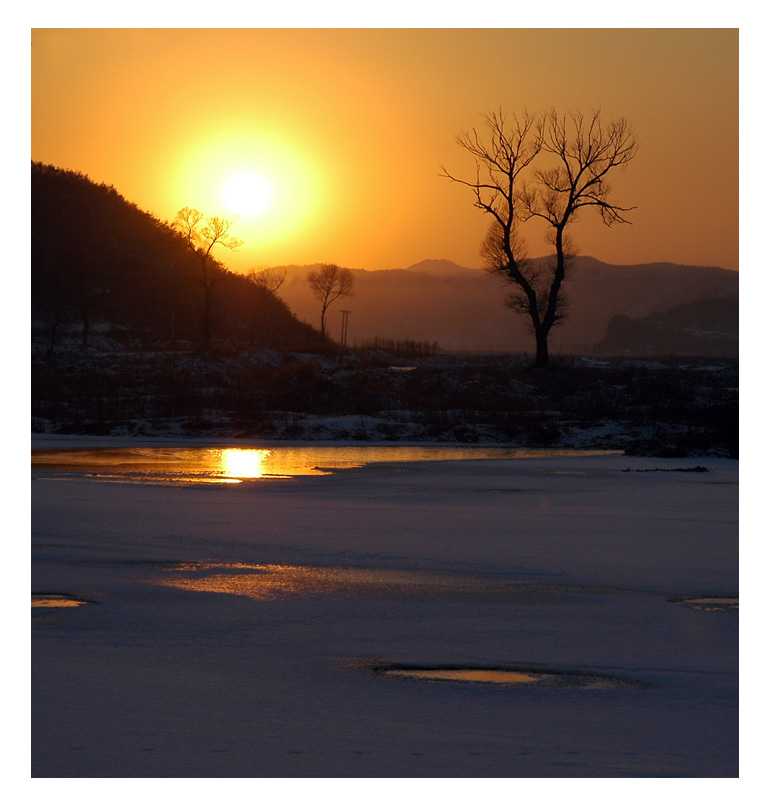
xmin=31 ymin=443 xmax=738 ymax=785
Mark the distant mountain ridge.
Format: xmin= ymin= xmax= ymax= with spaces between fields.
xmin=399 ymin=258 xmax=479 ymax=276
xmin=276 ymin=257 xmax=738 ymax=356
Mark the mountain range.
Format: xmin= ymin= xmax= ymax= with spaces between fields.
xmin=32 ymin=162 xmax=738 ymax=358
xmin=276 ymin=257 xmax=738 ymax=356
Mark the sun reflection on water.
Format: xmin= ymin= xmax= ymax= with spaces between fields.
xmin=217 ymin=448 xmax=271 ymax=480
xmin=147 ymin=563 xmax=622 ymax=604
xmin=32 ymin=445 xmax=619 ymax=486
xmin=151 ymin=563 xmax=403 ymax=601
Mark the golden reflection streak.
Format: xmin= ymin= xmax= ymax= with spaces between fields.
xmin=152 ymin=564 xmax=373 ymax=601
xmin=381 ymin=669 xmax=539 ymax=684
xmin=217 ymin=448 xmax=271 ymax=480
xmin=148 ymin=564 xmax=558 ymax=602
xmin=32 ymin=595 xmax=86 ymax=607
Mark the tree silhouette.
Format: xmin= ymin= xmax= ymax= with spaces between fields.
xmin=172 ymin=207 xmax=243 ymax=350
xmin=307 ymin=263 xmax=354 ymax=337
xmin=442 ymin=109 xmax=638 ymax=367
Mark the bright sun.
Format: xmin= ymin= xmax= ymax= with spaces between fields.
xmin=222 ymin=171 xmax=273 ymax=217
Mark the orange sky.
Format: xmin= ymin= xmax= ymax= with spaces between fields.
xmin=31 ymin=28 xmax=739 ymax=273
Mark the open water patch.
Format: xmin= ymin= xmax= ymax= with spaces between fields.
xmin=32 ymin=445 xmax=618 ymax=486
xmin=363 ymin=662 xmax=649 ymax=690
xmin=32 ymin=593 xmax=91 ymax=608
xmin=621 ymin=466 xmax=710 ymax=473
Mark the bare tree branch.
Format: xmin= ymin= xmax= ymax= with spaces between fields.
xmin=248 ymin=266 xmax=286 ymax=295
xmin=172 ymin=207 xmax=243 ymax=349
xmin=442 ymin=108 xmax=638 ymax=367
xmin=307 ymin=263 xmax=354 ymax=337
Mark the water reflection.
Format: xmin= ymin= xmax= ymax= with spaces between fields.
xmin=148 ymin=562 xmax=624 ymax=602
xmin=32 ymin=445 xmax=618 ymax=486
xmin=380 ymin=668 xmax=540 ymax=684
xmin=218 ymin=448 xmax=270 ymax=480
xmin=369 ymin=664 xmax=647 ymax=689
xmin=151 ymin=563 xmax=454 ymax=601
xmin=32 ymin=594 xmax=87 ymax=608
xmin=31 ymin=446 xmax=336 ymax=484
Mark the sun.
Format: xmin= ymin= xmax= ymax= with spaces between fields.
xmin=222 ymin=171 xmax=273 ymax=217
xmin=173 ymin=132 xmax=322 ymax=260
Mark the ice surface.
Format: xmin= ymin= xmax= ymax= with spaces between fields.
xmin=31 ymin=445 xmax=738 ymax=783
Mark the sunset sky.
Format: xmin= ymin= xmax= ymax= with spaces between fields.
xmin=31 ymin=28 xmax=738 ymax=274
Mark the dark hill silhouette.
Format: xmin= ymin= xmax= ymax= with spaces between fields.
xmin=277 ymin=257 xmax=738 ymax=355
xmin=595 ymin=294 xmax=738 ymax=357
xmin=31 ymin=162 xmax=320 ymax=352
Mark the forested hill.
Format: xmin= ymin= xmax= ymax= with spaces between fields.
xmin=31 ymin=162 xmax=321 ymax=352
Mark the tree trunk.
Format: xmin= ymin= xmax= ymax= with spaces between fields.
xmin=533 ymin=326 xmax=549 ymax=368
xmin=198 ymin=271 xmax=215 ymax=350
xmin=46 ymin=317 xmax=61 ymax=359
xmin=199 ymin=319 xmax=211 ymax=350
xmin=199 ymin=290 xmax=214 ymax=350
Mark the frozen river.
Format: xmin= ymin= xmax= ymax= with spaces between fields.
xmin=31 ymin=444 xmax=738 ymax=781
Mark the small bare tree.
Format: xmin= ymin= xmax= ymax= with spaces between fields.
xmin=248 ymin=266 xmax=286 ymax=294
xmin=307 ymin=263 xmax=354 ymax=337
xmin=172 ymin=207 xmax=243 ymax=350
xmin=442 ymin=109 xmax=638 ymax=367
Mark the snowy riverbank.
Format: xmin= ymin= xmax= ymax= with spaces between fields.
xmin=32 ymin=349 xmax=739 ymax=458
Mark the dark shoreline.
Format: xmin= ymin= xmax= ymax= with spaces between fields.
xmin=32 ymin=349 xmax=738 ymax=458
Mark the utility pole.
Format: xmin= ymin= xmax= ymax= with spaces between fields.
xmin=340 ymin=310 xmax=351 ymax=347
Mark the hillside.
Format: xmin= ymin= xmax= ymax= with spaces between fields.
xmin=31 ymin=162 xmax=321 ymax=353
xmin=276 ymin=258 xmax=738 ymax=356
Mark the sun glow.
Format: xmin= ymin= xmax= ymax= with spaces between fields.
xmin=222 ymin=172 xmax=273 ymax=217
xmin=170 ymin=130 xmax=322 ymax=268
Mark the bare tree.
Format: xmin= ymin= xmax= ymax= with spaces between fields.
xmin=442 ymin=109 xmax=638 ymax=367
xmin=248 ymin=266 xmax=287 ymax=296
xmin=246 ymin=266 xmax=287 ymax=345
xmin=307 ymin=263 xmax=354 ymax=337
xmin=172 ymin=207 xmax=242 ymax=350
